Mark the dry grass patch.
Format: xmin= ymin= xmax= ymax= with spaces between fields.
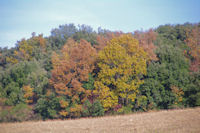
xmin=0 ymin=107 xmax=200 ymax=133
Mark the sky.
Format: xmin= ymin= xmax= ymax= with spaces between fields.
xmin=0 ymin=0 xmax=200 ymax=48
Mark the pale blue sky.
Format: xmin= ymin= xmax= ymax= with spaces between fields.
xmin=0 ymin=0 xmax=200 ymax=48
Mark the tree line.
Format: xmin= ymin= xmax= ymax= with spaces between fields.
xmin=0 ymin=23 xmax=199 ymax=122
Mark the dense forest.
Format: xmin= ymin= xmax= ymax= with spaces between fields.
xmin=0 ymin=23 xmax=199 ymax=122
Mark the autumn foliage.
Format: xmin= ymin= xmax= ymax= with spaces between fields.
xmin=6 ymin=34 xmax=46 ymax=64
xmin=185 ymin=26 xmax=200 ymax=72
xmin=50 ymin=38 xmax=96 ymax=117
xmin=95 ymin=32 xmax=122 ymax=52
xmin=0 ymin=23 xmax=199 ymax=122
xmin=134 ymin=29 xmax=158 ymax=61
xmin=94 ymin=34 xmax=148 ymax=111
xmin=23 ymin=85 xmax=34 ymax=104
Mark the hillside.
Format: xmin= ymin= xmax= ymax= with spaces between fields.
xmin=1 ymin=107 xmax=200 ymax=133
xmin=0 ymin=23 xmax=200 ymax=122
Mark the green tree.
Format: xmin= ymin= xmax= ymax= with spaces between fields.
xmin=82 ymin=100 xmax=104 ymax=117
xmin=185 ymin=72 xmax=200 ymax=106
xmin=139 ymin=45 xmax=190 ymax=109
xmin=34 ymin=92 xmax=60 ymax=119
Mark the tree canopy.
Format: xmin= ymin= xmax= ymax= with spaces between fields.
xmin=0 ymin=22 xmax=199 ymax=122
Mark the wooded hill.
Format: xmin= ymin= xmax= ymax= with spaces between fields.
xmin=0 ymin=23 xmax=199 ymax=122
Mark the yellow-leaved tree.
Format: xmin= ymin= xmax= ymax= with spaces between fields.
xmin=6 ymin=34 xmax=46 ymax=64
xmin=94 ymin=34 xmax=148 ymax=111
xmin=23 ymin=85 xmax=34 ymax=104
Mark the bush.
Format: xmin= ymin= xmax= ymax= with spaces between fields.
xmin=34 ymin=95 xmax=60 ymax=119
xmin=0 ymin=104 xmax=37 ymax=122
xmin=133 ymin=95 xmax=148 ymax=111
xmin=82 ymin=100 xmax=104 ymax=117
xmin=117 ymin=104 xmax=133 ymax=114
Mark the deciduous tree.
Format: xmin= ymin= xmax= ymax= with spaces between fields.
xmin=94 ymin=34 xmax=148 ymax=111
xmin=134 ymin=29 xmax=158 ymax=61
xmin=185 ymin=26 xmax=200 ymax=72
xmin=50 ymin=38 xmax=97 ymax=117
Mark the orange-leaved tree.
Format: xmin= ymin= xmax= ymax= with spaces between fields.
xmin=95 ymin=32 xmax=122 ymax=52
xmin=185 ymin=26 xmax=200 ymax=72
xmin=50 ymin=38 xmax=97 ymax=117
xmin=94 ymin=34 xmax=148 ymax=111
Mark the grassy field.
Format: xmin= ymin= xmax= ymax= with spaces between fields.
xmin=0 ymin=107 xmax=200 ymax=133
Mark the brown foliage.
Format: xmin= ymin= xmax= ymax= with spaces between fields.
xmin=95 ymin=32 xmax=122 ymax=52
xmin=50 ymin=38 xmax=97 ymax=117
xmin=185 ymin=26 xmax=200 ymax=72
xmin=134 ymin=29 xmax=158 ymax=61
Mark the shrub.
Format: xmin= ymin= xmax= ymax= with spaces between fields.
xmin=117 ymin=104 xmax=133 ymax=114
xmin=0 ymin=104 xmax=36 ymax=122
xmin=82 ymin=100 xmax=104 ymax=117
